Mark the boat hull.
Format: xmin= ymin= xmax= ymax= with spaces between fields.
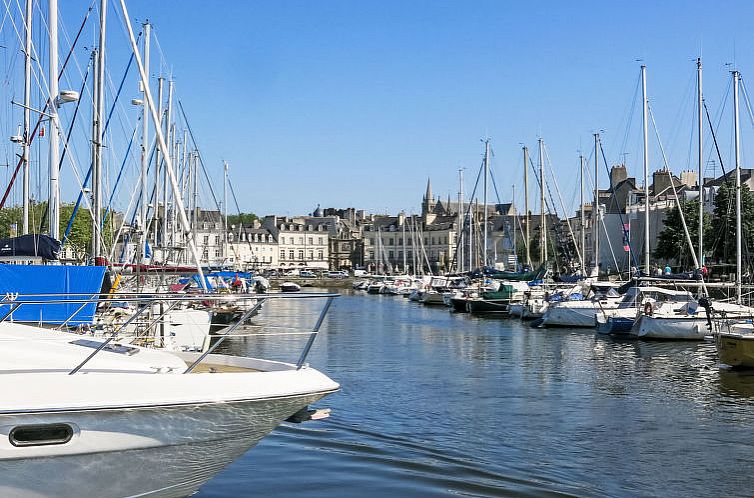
xmin=716 ymin=332 xmax=754 ymax=368
xmin=541 ymin=304 xmax=598 ymax=328
xmin=630 ymin=315 xmax=709 ymax=340
xmin=0 ymin=392 xmax=329 ymax=498
xmin=466 ymin=299 xmax=510 ymax=315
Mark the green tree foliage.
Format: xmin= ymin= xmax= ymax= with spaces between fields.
xmin=708 ymin=180 xmax=754 ymax=263
xmin=654 ymin=199 xmax=710 ymax=267
xmin=0 ymin=202 xmax=115 ymax=261
xmin=227 ymin=212 xmax=258 ymax=228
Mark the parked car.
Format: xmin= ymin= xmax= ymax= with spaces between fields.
xmin=353 ymin=269 xmax=368 ymax=277
xmin=299 ymin=270 xmax=317 ymax=278
xmin=327 ymin=271 xmax=348 ymax=279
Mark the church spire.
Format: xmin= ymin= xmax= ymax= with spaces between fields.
xmin=424 ymin=178 xmax=433 ymax=203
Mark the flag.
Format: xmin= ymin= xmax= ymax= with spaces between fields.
xmin=39 ymin=127 xmax=45 ymax=137
xmin=622 ymin=223 xmax=630 ymax=252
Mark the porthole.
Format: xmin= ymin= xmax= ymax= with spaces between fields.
xmin=9 ymin=424 xmax=73 ymax=447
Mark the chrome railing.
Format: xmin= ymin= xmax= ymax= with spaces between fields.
xmin=0 ymin=291 xmax=338 ymax=375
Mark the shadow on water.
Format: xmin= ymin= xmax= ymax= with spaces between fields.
xmin=197 ymin=290 xmax=754 ymax=497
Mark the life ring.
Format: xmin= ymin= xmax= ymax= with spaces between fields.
xmin=643 ymin=301 xmax=653 ymax=316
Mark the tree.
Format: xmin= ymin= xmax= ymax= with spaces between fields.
xmin=654 ymin=199 xmax=710 ymax=268
xmin=708 ymin=180 xmax=754 ymax=263
xmin=227 ymin=212 xmax=259 ymax=228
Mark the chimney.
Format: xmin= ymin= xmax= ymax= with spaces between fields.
xmin=652 ymin=170 xmax=673 ymax=195
xmin=610 ymin=165 xmax=628 ymax=187
xmin=680 ymin=170 xmax=698 ymax=187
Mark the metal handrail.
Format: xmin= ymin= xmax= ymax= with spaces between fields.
xmin=297 ymin=296 xmax=335 ymax=369
xmin=183 ymin=298 xmax=268 ymax=374
xmin=0 ymin=291 xmax=339 ymax=374
xmin=69 ymin=302 xmax=151 ymax=375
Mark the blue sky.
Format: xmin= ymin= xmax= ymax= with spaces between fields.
xmin=46 ymin=1 xmax=754 ymax=218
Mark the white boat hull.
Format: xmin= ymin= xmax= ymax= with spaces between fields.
xmin=541 ymin=304 xmax=598 ymax=327
xmin=0 ymin=392 xmax=328 ymax=498
xmin=631 ymin=314 xmax=710 ymax=340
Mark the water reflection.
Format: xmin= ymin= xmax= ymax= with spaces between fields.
xmin=198 ymin=290 xmax=754 ymax=498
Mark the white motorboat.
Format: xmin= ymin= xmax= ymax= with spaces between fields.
xmin=633 ymin=300 xmax=754 ymax=340
xmin=541 ymin=282 xmax=621 ymax=328
xmin=0 ymin=292 xmax=339 ymax=498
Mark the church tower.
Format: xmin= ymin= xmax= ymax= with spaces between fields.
xmin=422 ymin=178 xmax=435 ymax=215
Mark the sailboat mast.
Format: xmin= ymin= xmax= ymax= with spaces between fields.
xmin=641 ymin=64 xmax=650 ymax=274
xmin=223 ymin=161 xmax=228 ymax=264
xmin=458 ymin=168 xmax=464 ymax=273
xmin=163 ymin=80 xmax=174 ymax=251
xmin=48 ymin=0 xmax=60 ymax=240
xmin=91 ymin=48 xmax=102 ymax=260
xmin=593 ymin=133 xmax=599 ymax=275
xmin=734 ymin=70 xmax=742 ymax=303
xmin=154 ymin=77 xmax=164 ymax=248
xmin=483 ymin=139 xmax=489 ymax=267
xmin=402 ymin=215 xmax=407 ymax=273
xmin=140 ymin=20 xmax=151 ymax=260
xmin=538 ymin=138 xmax=545 ymax=264
xmin=21 ymin=0 xmax=31 ymax=235
xmin=580 ymin=154 xmax=585 ymax=273
xmin=697 ymin=58 xmax=704 ymax=268
xmin=523 ymin=146 xmax=530 ymax=267
xmin=92 ymin=0 xmax=106 ymax=261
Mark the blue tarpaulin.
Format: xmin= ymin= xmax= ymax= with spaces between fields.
xmin=0 ymin=265 xmax=106 ymax=325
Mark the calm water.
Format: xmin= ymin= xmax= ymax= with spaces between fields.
xmin=195 ymin=289 xmax=754 ymax=497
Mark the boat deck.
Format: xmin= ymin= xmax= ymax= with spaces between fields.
xmin=185 ymin=362 xmax=260 ymax=373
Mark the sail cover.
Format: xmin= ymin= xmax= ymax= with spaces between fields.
xmin=0 ymin=264 xmax=106 ymax=325
xmin=0 ymin=234 xmax=61 ymax=260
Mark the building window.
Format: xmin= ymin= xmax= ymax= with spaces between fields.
xmin=215 ymin=249 xmax=221 ymax=258
xmin=281 ymin=236 xmax=285 ymax=244
xmin=368 ymin=251 xmax=374 ymax=259
xmin=308 ymin=237 xmax=313 ymax=245
xmin=298 ymin=250 xmax=304 ymax=260
xmin=319 ymin=237 xmax=324 ymax=245
xmin=318 ymin=250 xmax=323 ymax=260
xmin=389 ymin=250 xmax=394 ymax=259
xmin=308 ymin=251 xmax=313 ymax=260
xmin=289 ymin=250 xmax=295 ymax=260
xmin=299 ymin=237 xmax=304 ymax=245
xmin=203 ymin=235 xmax=209 ymax=245
xmin=389 ymin=238 xmax=394 ymax=246
xmin=280 ymin=250 xmax=285 ymax=260
xmin=215 ymin=235 xmax=220 ymax=245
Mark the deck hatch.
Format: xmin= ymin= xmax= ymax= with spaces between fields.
xmin=9 ymin=423 xmax=73 ymax=447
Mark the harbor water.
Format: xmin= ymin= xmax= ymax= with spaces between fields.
xmin=196 ymin=289 xmax=754 ymax=497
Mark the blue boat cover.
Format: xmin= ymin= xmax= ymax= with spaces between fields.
xmin=0 ymin=234 xmax=61 ymax=260
xmin=0 ymin=264 xmax=106 ymax=325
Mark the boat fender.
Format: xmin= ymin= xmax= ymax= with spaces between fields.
xmin=643 ymin=301 xmax=653 ymax=316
